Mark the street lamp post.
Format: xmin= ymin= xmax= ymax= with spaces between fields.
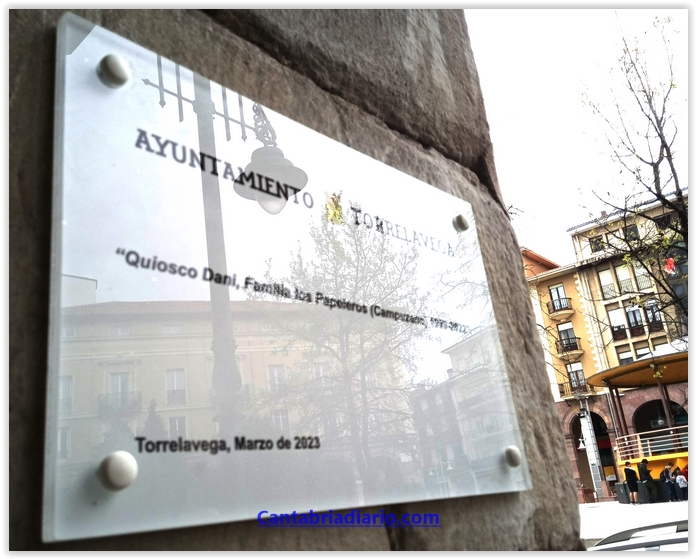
xmin=428 ymin=456 xmax=454 ymax=498
xmin=577 ymin=400 xmax=604 ymax=500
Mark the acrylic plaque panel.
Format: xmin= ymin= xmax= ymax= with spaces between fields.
xmin=44 ymin=13 xmax=531 ymax=542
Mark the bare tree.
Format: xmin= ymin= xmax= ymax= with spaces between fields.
xmin=250 ymin=208 xmax=435 ymax=501
xmin=582 ymin=14 xmax=687 ymax=344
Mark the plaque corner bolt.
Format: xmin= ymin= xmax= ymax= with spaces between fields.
xmin=504 ymin=445 xmax=522 ymax=468
xmin=97 ymin=54 xmax=131 ymax=88
xmin=452 ymin=214 xmax=469 ymax=232
xmin=99 ymin=450 xmax=138 ymax=491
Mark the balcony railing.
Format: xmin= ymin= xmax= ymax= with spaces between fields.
xmin=615 ymin=425 xmax=688 ymax=462
xmin=618 ymin=278 xmax=633 ymax=294
xmin=629 ymin=324 xmax=646 ymax=337
xmin=547 ymin=298 xmax=572 ymax=314
xmin=611 ymin=326 xmax=628 ymax=341
xmin=558 ymin=381 xmax=595 ymax=398
xmin=636 ymin=275 xmax=652 ymax=290
xmin=601 ymin=284 xmax=617 ymax=299
xmin=556 ymin=337 xmax=582 ymax=353
xmin=167 ymin=389 xmax=187 ymax=406
xmin=98 ymin=391 xmax=141 ymax=418
xmin=647 ymin=320 xmax=664 ymax=333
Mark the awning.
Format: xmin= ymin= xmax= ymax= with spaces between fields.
xmin=586 ymin=351 xmax=688 ymax=389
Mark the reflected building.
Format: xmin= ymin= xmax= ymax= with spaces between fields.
xmin=410 ymin=326 xmax=522 ymax=497
xmin=55 ymin=295 xmax=424 ymax=505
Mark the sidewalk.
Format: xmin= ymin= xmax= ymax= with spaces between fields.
xmin=579 ymin=500 xmax=689 ymax=546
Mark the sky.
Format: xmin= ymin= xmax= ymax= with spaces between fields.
xmin=464 ymin=8 xmax=688 ymax=266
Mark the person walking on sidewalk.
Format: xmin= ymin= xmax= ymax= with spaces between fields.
xmin=624 ymin=461 xmax=640 ymax=505
xmin=661 ymin=462 xmax=677 ymax=502
xmin=675 ymin=470 xmax=688 ymax=501
xmin=639 ymin=459 xmax=657 ymax=503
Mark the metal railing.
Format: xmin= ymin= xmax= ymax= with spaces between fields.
xmin=97 ymin=391 xmax=142 ymax=418
xmin=618 ymin=278 xmax=633 ymax=294
xmin=556 ymin=337 xmax=582 ymax=353
xmin=615 ymin=425 xmax=688 ymax=462
xmin=601 ymin=284 xmax=617 ymax=299
xmin=558 ymin=381 xmax=596 ymax=398
xmin=547 ymin=298 xmax=572 ymax=314
xmin=629 ymin=324 xmax=646 ymax=337
xmin=636 ymin=275 xmax=652 ymax=290
xmin=647 ymin=320 xmax=664 ymax=333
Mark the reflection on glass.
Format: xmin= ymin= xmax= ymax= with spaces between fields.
xmin=46 ymin=13 xmax=530 ymax=542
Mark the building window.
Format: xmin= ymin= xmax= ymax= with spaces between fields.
xmin=565 ymin=362 xmax=585 ymax=389
xmin=656 ymin=214 xmax=672 ymax=230
xmin=624 ymin=224 xmax=640 ymax=241
xmin=557 ymin=322 xmax=578 ymax=351
xmin=109 ymin=372 xmax=130 ymax=395
xmin=635 ymin=346 xmax=651 ymax=360
xmin=420 ymin=400 xmax=428 ymax=411
xmin=435 ymin=393 xmax=443 ymax=406
xmin=166 ymin=368 xmax=186 ymax=405
xmin=57 ymin=427 xmax=70 ymax=460
xmin=268 ymin=365 xmax=286 ymax=393
xmin=59 ymin=376 xmax=73 ymax=415
xmin=645 ymin=300 xmax=663 ymax=332
xmin=61 ymin=326 xmax=76 ymax=338
xmin=162 ymin=324 xmax=183 ymax=335
xmin=618 ymin=349 xmax=634 ymax=366
xmin=608 ymin=308 xmax=628 ymax=341
xmin=598 ymin=269 xmax=617 ymax=299
xmin=272 ymin=409 xmax=290 ymax=432
xmin=626 ymin=305 xmax=645 ymax=336
xmin=616 ymin=265 xmax=633 ymax=295
xmin=549 ymin=283 xmax=571 ymax=312
xmin=169 ymin=417 xmax=186 ymax=439
xmin=634 ymin=265 xmax=652 ymax=290
xmin=589 ymin=236 xmax=604 ymax=253
xmin=110 ymin=325 xmax=131 ymax=336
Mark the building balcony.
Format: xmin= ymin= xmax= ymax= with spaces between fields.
xmin=636 ymin=275 xmax=652 ymax=290
xmin=97 ymin=391 xmax=141 ymax=419
xmin=558 ymin=381 xmax=596 ymax=399
xmin=647 ymin=320 xmax=664 ymax=333
xmin=167 ymin=389 xmax=187 ymax=406
xmin=601 ymin=284 xmax=618 ymax=299
xmin=547 ymin=298 xmax=574 ymax=320
xmin=618 ymin=278 xmax=633 ymax=294
xmin=615 ymin=425 xmax=688 ymax=462
xmin=555 ymin=337 xmax=583 ymax=360
xmin=629 ymin=324 xmax=646 ymax=337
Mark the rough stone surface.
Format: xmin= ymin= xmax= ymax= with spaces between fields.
xmin=9 ymin=9 xmax=582 ymax=550
xmin=205 ymin=9 xmax=505 ymax=213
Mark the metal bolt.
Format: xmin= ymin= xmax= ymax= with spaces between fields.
xmin=505 ymin=445 xmax=522 ymax=468
xmin=99 ymin=451 xmax=138 ymax=490
xmin=97 ymin=54 xmax=130 ymax=88
xmin=452 ymin=214 xmax=469 ymax=232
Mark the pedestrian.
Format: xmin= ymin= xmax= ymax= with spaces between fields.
xmin=639 ymin=459 xmax=658 ymax=503
xmin=661 ymin=462 xmax=677 ymax=502
xmin=623 ymin=461 xmax=640 ymax=505
xmin=675 ymin=470 xmax=688 ymax=501
xmin=683 ymin=465 xmax=688 ymax=483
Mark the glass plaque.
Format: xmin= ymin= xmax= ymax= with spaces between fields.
xmin=44 ymin=13 xmax=531 ymax=542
